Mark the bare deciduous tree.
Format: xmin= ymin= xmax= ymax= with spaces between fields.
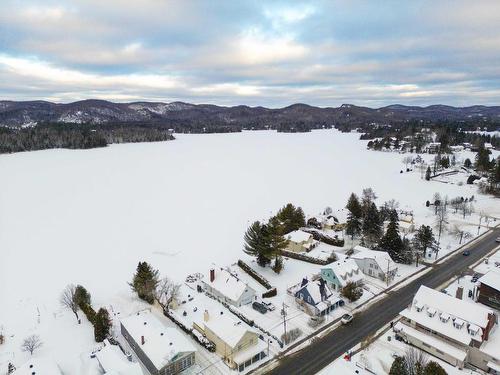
xmin=434 ymin=204 xmax=448 ymax=255
xmin=60 ymin=284 xmax=80 ymax=322
xmin=404 ymin=347 xmax=428 ymax=375
xmin=155 ymin=277 xmax=181 ymax=311
xmin=450 ymin=224 xmax=472 ymax=244
xmin=21 ymin=334 xmax=43 ymax=355
xmin=402 ymin=156 xmax=413 ymax=169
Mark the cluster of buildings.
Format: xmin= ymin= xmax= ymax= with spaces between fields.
xmin=394 ymin=271 xmax=500 ymax=373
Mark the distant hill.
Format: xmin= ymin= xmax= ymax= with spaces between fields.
xmin=1 ymin=100 xmax=500 ymax=130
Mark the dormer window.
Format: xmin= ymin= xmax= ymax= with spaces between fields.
xmin=414 ymin=302 xmax=424 ymax=312
xmin=427 ymin=307 xmax=436 ymax=318
xmin=439 ymin=313 xmax=450 ymax=323
xmin=468 ymin=324 xmax=480 ymax=336
xmin=453 ymin=318 xmax=465 ymax=329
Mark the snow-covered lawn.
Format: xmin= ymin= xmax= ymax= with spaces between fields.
xmin=1 ymin=129 xmax=499 ymax=373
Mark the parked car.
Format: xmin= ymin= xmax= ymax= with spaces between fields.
xmin=262 ymin=301 xmax=275 ymax=311
xmin=496 ymin=237 xmax=500 ymax=243
xmin=252 ymin=302 xmax=267 ymax=314
xmin=462 ymin=250 xmax=470 ymax=256
xmin=341 ymin=313 xmax=353 ymax=325
xmin=471 ymin=273 xmax=480 ymax=282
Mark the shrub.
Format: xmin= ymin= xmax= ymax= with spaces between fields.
xmin=262 ymin=288 xmax=277 ymax=298
xmin=281 ymin=328 xmax=302 ymax=345
xmin=341 ymin=281 xmax=363 ymax=302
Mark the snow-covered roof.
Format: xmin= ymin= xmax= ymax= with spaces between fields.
xmin=399 ymin=286 xmax=493 ymax=345
xmin=13 ymin=358 xmax=63 ymax=375
xmin=352 ymin=246 xmax=397 ymax=271
xmin=120 ymin=310 xmax=195 ymax=371
xmin=202 ymin=268 xmax=255 ymax=302
xmin=96 ymin=341 xmax=143 ymax=375
xmin=323 ymin=259 xmax=363 ymax=287
xmin=479 ymin=270 xmax=500 ymax=292
xmin=204 ymin=313 xmax=256 ymax=349
xmin=286 ymin=230 xmax=312 ymax=243
xmin=394 ymin=322 xmax=467 ymax=362
xmin=232 ymin=339 xmax=267 ymax=365
xmin=296 ymin=280 xmax=338 ymax=308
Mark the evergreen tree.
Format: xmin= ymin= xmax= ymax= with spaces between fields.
xmin=475 ymin=144 xmax=491 ymax=172
xmin=412 ymin=225 xmax=435 ymax=255
xmin=129 ymin=262 xmax=159 ymax=304
xmin=423 ymin=361 xmax=447 ymax=375
xmin=346 ymin=193 xmax=362 ymax=218
xmin=464 ymin=158 xmax=472 ymax=168
xmin=425 ymin=166 xmax=431 ymax=181
xmin=390 ymin=356 xmax=408 ymax=375
xmin=379 ymin=210 xmax=404 ymax=262
xmin=345 ymin=211 xmax=362 ymax=240
xmin=243 ymin=221 xmax=273 ymax=267
xmin=74 ymin=285 xmax=91 ymax=307
xmin=362 ymin=203 xmax=382 ymax=245
xmin=268 ymin=217 xmax=288 ymax=273
xmin=275 ymin=203 xmax=306 ymax=233
xmin=94 ymin=308 xmax=112 ymax=342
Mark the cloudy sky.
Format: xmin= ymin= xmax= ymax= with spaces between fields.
xmin=1 ymin=1 xmax=499 ymax=107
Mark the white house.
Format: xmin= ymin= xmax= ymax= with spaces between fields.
xmin=95 ymin=340 xmax=143 ymax=375
xmin=285 ymin=230 xmax=315 ymax=252
xmin=351 ymin=246 xmax=398 ymax=282
xmin=320 ymin=259 xmax=364 ymax=291
xmin=201 ymin=268 xmax=256 ymax=307
xmin=120 ymin=310 xmax=196 ymax=375
xmin=395 ymin=286 xmax=499 ymax=372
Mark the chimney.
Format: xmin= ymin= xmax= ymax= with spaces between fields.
xmin=204 ymin=310 xmax=209 ymax=322
xmin=456 ymin=286 xmax=464 ymax=300
xmin=141 ymin=335 xmax=145 ymax=345
xmin=210 ymin=268 xmax=215 ymax=283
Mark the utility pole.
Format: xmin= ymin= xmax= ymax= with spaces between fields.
xmin=281 ymin=302 xmax=288 ymax=340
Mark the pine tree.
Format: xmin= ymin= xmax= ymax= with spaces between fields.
xmin=94 ymin=308 xmax=112 ymax=342
xmin=345 ymin=212 xmax=362 ymax=240
xmin=425 ymin=166 xmax=431 ymax=181
xmin=268 ymin=217 xmax=288 ymax=273
xmin=74 ymin=285 xmax=91 ymax=307
xmin=362 ymin=203 xmax=382 ymax=245
xmin=346 ymin=193 xmax=362 ymax=218
xmin=275 ymin=203 xmax=306 ymax=233
xmin=379 ymin=210 xmax=404 ymax=262
xmin=412 ymin=225 xmax=435 ymax=254
xmin=390 ymin=356 xmax=408 ymax=375
xmin=361 ymin=188 xmax=377 ymax=216
xmin=475 ymin=144 xmax=491 ymax=172
xmin=129 ymin=262 xmax=159 ymax=304
xmin=464 ymin=158 xmax=472 ymax=168
xmin=243 ymin=221 xmax=273 ymax=267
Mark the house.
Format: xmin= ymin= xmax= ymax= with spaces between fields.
xmin=293 ymin=278 xmax=344 ymax=316
xmin=95 ymin=339 xmax=143 ymax=375
xmin=450 ymin=145 xmax=464 ymax=152
xmin=200 ymin=268 xmax=256 ymax=307
xmin=351 ymin=246 xmax=398 ymax=283
xmin=427 ymin=142 xmax=441 ymax=153
xmin=193 ymin=310 xmax=267 ymax=372
xmin=395 ymin=286 xmax=499 ymax=372
xmin=384 ymin=220 xmax=415 ymax=235
xmin=320 ymin=259 xmax=364 ymax=291
xmin=13 ymin=358 xmax=63 ymax=375
xmin=120 ymin=310 xmax=196 ymax=375
xmin=478 ymin=271 xmax=500 ymax=310
xmin=285 ymin=230 xmax=315 ymax=252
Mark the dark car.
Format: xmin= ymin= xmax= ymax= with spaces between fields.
xmin=463 ymin=250 xmax=470 ymax=256
xmin=252 ymin=302 xmax=267 ymax=314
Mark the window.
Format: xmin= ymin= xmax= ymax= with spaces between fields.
xmin=253 ymin=353 xmax=261 ymax=363
xmin=308 ymin=296 xmax=311 ymax=303
xmin=239 ymin=364 xmax=245 ymax=372
xmin=370 ymin=264 xmax=373 ymax=268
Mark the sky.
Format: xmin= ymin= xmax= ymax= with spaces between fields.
xmin=0 ymin=0 xmax=500 ymax=108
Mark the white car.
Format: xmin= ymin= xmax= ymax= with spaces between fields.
xmin=495 ymin=237 xmax=500 ymax=243
xmin=341 ymin=313 xmax=353 ymax=325
xmin=262 ymin=301 xmax=276 ymax=311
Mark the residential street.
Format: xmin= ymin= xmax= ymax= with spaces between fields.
xmin=265 ymin=228 xmax=500 ymax=375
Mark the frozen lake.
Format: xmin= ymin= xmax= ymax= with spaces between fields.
xmin=0 ymin=129 xmax=492 ymax=317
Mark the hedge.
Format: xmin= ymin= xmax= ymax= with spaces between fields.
xmin=280 ymin=249 xmax=337 ymax=265
xmin=262 ymin=288 xmax=277 ymax=298
xmin=237 ymin=260 xmax=273 ymax=289
xmin=304 ymin=229 xmax=345 ymax=247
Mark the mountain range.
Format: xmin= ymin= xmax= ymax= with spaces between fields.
xmin=1 ymin=100 xmax=500 ymax=129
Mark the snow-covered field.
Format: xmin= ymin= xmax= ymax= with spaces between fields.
xmin=1 ymin=129 xmax=499 ymax=373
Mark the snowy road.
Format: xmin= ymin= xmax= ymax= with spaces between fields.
xmin=262 ymin=227 xmax=500 ymax=375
